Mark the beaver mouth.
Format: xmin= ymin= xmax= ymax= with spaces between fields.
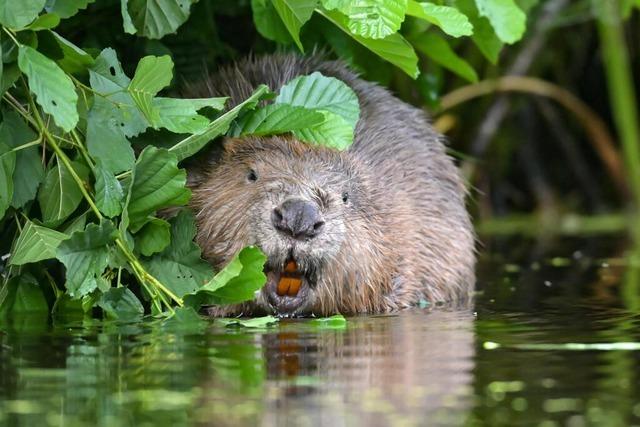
xmin=264 ymin=258 xmax=313 ymax=316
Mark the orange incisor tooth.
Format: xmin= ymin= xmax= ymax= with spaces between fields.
xmin=277 ymin=277 xmax=302 ymax=297
xmin=287 ymin=277 xmax=301 ymax=296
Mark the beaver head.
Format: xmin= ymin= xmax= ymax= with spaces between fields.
xmin=190 ymin=136 xmax=391 ymax=317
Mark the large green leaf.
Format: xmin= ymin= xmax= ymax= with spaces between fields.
xmin=0 ymin=111 xmax=45 ymax=209
xmin=38 ymin=159 xmax=89 ymax=225
xmin=337 ymin=0 xmax=408 ymax=39
xmin=184 ymin=246 xmax=267 ymax=307
xmin=10 ymin=220 xmax=69 ymax=265
xmin=128 ymin=55 xmax=173 ymax=126
xmin=321 ymin=9 xmax=418 ymax=78
xmin=275 ymin=71 xmax=360 ymax=127
xmin=475 ymin=0 xmax=525 ymax=44
xmin=125 ymin=146 xmax=191 ymax=231
xmin=45 ymin=0 xmax=94 ymax=19
xmin=153 ymin=97 xmax=227 ymax=134
xmin=406 ymin=0 xmax=473 ymax=37
xmin=124 ymin=0 xmax=196 ymax=39
xmin=0 ymin=0 xmax=46 ymax=29
xmin=411 ymin=32 xmax=478 ymax=83
xmin=455 ymin=0 xmax=503 ymax=63
xmin=293 ymin=110 xmax=354 ymax=150
xmin=25 ymin=13 xmax=60 ymax=30
xmin=56 ymin=221 xmax=117 ymax=298
xmin=18 ymin=45 xmax=78 ymax=132
xmin=0 ymin=143 xmax=16 ymax=219
xmin=169 ymin=85 xmax=271 ymax=161
xmin=271 ymin=0 xmax=317 ymax=51
xmin=98 ymin=287 xmax=144 ymax=320
xmin=251 ymin=0 xmax=294 ymax=44
xmin=0 ymin=275 xmax=48 ymax=316
xmin=37 ymin=31 xmax=95 ymax=75
xmin=144 ymin=210 xmax=213 ymax=298
xmin=135 ymin=217 xmax=170 ymax=256
xmin=94 ymin=163 xmax=124 ymax=218
xmin=231 ymin=104 xmax=325 ymax=136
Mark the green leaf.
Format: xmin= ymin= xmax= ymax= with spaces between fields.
xmin=320 ymin=9 xmax=419 ymax=78
xmin=1 ymin=64 xmax=21 ymax=96
xmin=56 ymin=221 xmax=117 ymax=298
xmin=18 ymin=45 xmax=78 ymax=132
xmin=153 ymin=97 xmax=227 ymax=134
xmin=475 ymin=0 xmax=525 ymax=44
xmin=94 ymin=163 xmax=124 ymax=218
xmin=275 ymin=71 xmax=360 ymax=127
xmin=0 ymin=111 xmax=44 ymax=209
xmin=135 ymin=217 xmax=170 ymax=256
xmin=25 ymin=13 xmax=60 ymax=30
xmin=217 ymin=316 xmax=279 ymax=328
xmin=162 ymin=306 xmax=207 ymax=331
xmin=271 ymin=0 xmax=317 ymax=51
xmin=338 ymin=0 xmax=408 ymax=39
xmin=38 ymin=159 xmax=89 ymax=225
xmin=98 ymin=287 xmax=144 ymax=320
xmin=0 ymin=0 xmax=46 ymax=29
xmin=125 ymin=146 xmax=190 ymax=231
xmin=310 ymin=314 xmax=347 ymax=329
xmin=455 ymin=0 xmax=503 ymax=63
xmin=321 ymin=0 xmax=350 ymax=9
xmin=125 ymin=0 xmax=196 ymax=39
xmin=0 ymin=275 xmax=48 ymax=315
xmin=406 ymin=0 xmax=473 ymax=37
xmin=293 ymin=110 xmax=354 ymax=149
xmin=10 ymin=220 xmax=68 ymax=265
xmin=0 ymin=143 xmax=16 ymax=218
xmin=184 ymin=246 xmax=267 ymax=307
xmin=232 ymin=104 xmax=325 ymax=136
xmin=144 ymin=210 xmax=213 ymax=297
xmin=45 ymin=0 xmax=94 ymax=19
xmin=128 ymin=55 xmax=174 ymax=126
xmin=169 ymin=84 xmax=271 ymax=161
xmin=411 ymin=32 xmax=478 ymax=82
xmin=38 ymin=31 xmax=95 ymax=75
xmin=251 ymin=0 xmax=294 ymax=44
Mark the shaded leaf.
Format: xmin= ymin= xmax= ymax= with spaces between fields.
xmin=135 ymin=217 xmax=170 ymax=256
xmin=98 ymin=287 xmax=144 ymax=320
xmin=154 ymin=97 xmax=227 ymax=134
xmin=45 ymin=0 xmax=94 ymax=19
xmin=25 ymin=13 xmax=60 ymax=30
xmin=38 ymin=31 xmax=95 ymax=74
xmin=0 ymin=143 xmax=16 ymax=219
xmin=144 ymin=210 xmax=213 ymax=297
xmin=94 ymin=163 xmax=124 ymax=218
xmin=10 ymin=219 xmax=68 ymax=265
xmin=56 ymin=221 xmax=117 ymax=298
xmin=455 ymin=0 xmax=503 ymax=63
xmin=0 ymin=275 xmax=48 ymax=315
xmin=38 ymin=160 xmax=89 ymax=225
xmin=125 ymin=146 xmax=190 ymax=231
xmin=125 ymin=0 xmax=196 ymax=39
xmin=411 ymin=32 xmax=478 ymax=82
xmin=18 ymin=45 xmax=78 ymax=131
xmin=232 ymin=103 xmax=325 ymax=136
xmin=251 ymin=0 xmax=294 ymax=44
xmin=293 ymin=110 xmax=354 ymax=149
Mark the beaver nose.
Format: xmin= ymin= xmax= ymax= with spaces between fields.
xmin=272 ymin=198 xmax=325 ymax=240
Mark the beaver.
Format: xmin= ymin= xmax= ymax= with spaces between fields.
xmin=186 ymin=54 xmax=475 ymax=317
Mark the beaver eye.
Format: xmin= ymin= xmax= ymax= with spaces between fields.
xmin=247 ymin=169 xmax=258 ymax=182
xmin=342 ymin=192 xmax=349 ymax=204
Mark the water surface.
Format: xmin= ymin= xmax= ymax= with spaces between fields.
xmin=2 ymin=236 xmax=640 ymax=426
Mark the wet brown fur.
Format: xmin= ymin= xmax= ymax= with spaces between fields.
xmin=186 ymin=54 xmax=475 ymax=316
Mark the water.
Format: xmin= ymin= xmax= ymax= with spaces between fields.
xmin=2 ymin=236 xmax=640 ymax=427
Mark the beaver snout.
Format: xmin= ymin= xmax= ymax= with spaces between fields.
xmin=271 ymin=198 xmax=325 ymax=240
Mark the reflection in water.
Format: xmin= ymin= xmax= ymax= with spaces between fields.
xmin=3 ymin=236 xmax=640 ymax=426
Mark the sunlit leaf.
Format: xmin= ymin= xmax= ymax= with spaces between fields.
xmin=271 ymin=0 xmax=317 ymax=51
xmin=56 ymin=221 xmax=117 ymax=298
xmin=293 ymin=110 xmax=354 ymax=149
xmin=339 ymin=0 xmax=408 ymax=39
xmin=455 ymin=0 xmax=503 ymax=63
xmin=18 ymin=45 xmax=78 ymax=132
xmin=475 ymin=0 xmax=525 ymax=44
xmin=25 ymin=13 xmax=60 ymax=30
xmin=217 ymin=316 xmax=279 ymax=328
xmin=406 ymin=0 xmax=473 ymax=37
xmin=128 ymin=55 xmax=173 ymax=126
xmin=275 ymin=71 xmax=360 ymax=127
xmin=153 ymin=97 xmax=227 ymax=134
xmin=10 ymin=220 xmax=68 ymax=265
xmin=231 ymin=103 xmax=325 ymax=136
xmin=0 ymin=0 xmax=46 ymax=29
xmin=94 ymin=163 xmax=124 ymax=218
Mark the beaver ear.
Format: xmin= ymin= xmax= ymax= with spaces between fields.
xmin=221 ymin=137 xmax=246 ymax=154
